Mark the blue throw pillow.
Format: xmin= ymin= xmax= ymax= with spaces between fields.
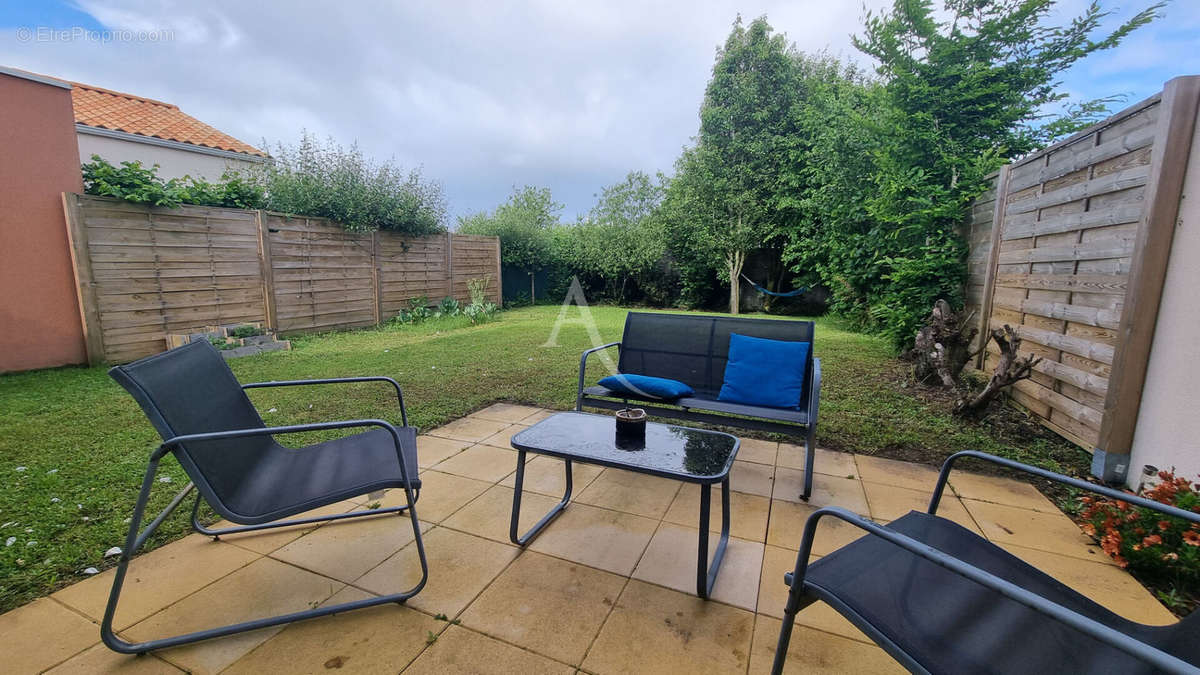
xmin=598 ymin=374 xmax=694 ymax=400
xmin=718 ymin=333 xmax=809 ymax=409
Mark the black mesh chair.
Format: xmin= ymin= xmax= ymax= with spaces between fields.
xmin=102 ymin=340 xmax=427 ymax=654
xmin=772 ymin=451 xmax=1200 ymax=674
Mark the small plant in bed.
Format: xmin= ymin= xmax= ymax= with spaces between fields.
xmin=1078 ymin=469 xmax=1200 ymax=615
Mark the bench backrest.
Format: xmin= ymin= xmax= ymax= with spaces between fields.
xmin=618 ymin=312 xmax=815 ymax=403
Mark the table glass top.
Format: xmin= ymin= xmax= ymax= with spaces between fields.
xmin=510 ymin=412 xmax=739 ymax=481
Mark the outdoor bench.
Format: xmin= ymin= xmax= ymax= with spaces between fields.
xmin=576 ymin=311 xmax=821 ymax=499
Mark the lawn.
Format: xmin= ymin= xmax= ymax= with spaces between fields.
xmin=0 ymin=305 xmax=1087 ymax=612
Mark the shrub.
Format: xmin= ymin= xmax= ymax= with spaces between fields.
xmin=464 ymin=301 xmax=499 ymax=325
xmin=466 ymin=277 xmax=492 ymax=307
xmin=1078 ymin=470 xmax=1200 ymax=607
xmin=436 ymin=296 xmax=461 ymax=317
xmin=257 ymin=132 xmax=446 ymax=235
xmin=81 ymin=155 xmax=267 ymax=210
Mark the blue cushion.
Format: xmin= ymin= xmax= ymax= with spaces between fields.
xmin=718 ymin=333 xmax=809 ymax=409
xmin=598 ymin=374 xmax=694 ymax=400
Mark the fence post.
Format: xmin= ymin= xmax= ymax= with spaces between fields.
xmin=62 ymin=193 xmax=105 ymax=365
xmin=446 ymin=231 xmax=454 ymax=301
xmin=975 ymin=164 xmax=1011 ymax=369
xmin=255 ymin=210 xmax=278 ymax=332
xmin=372 ymin=231 xmax=383 ymax=324
xmin=1094 ymin=75 xmax=1200 ymax=482
xmin=494 ymin=237 xmax=503 ymax=305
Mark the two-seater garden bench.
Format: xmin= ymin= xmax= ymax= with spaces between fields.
xmin=576 ymin=312 xmax=821 ymax=499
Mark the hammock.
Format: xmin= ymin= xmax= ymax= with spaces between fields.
xmin=739 ymin=273 xmax=807 ymax=298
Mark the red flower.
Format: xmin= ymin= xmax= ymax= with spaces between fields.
xmin=1157 ymin=520 xmax=1172 ymax=532
xmin=1183 ymin=531 xmax=1200 ymax=547
xmin=1142 ymin=534 xmax=1163 ymax=547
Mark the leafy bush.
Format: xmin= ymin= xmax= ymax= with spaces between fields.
xmin=458 ymin=187 xmax=560 ymax=270
xmin=437 ymin=296 xmax=461 ymax=317
xmin=464 ymin=301 xmax=499 ymax=325
xmin=257 ymin=132 xmax=446 ymax=234
xmin=393 ymin=296 xmax=434 ymax=324
xmin=1078 ymin=470 xmax=1200 ymax=610
xmin=81 ymin=156 xmax=264 ymax=209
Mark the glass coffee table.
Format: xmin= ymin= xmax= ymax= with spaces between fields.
xmin=509 ymin=411 xmax=740 ymax=599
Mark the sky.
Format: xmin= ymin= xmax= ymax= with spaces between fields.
xmin=1 ymin=1 xmax=1197 ymax=222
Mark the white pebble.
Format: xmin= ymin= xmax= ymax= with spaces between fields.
xmin=15 ymin=466 xmax=26 ymax=472
xmin=267 ymin=407 xmax=278 ymax=413
xmin=83 ymin=567 xmax=100 ymax=575
xmin=5 ymin=537 xmax=14 ymax=547
xmin=26 ymin=540 xmax=36 ymax=547
xmin=25 ymin=528 xmax=32 ymax=533
xmin=50 ymin=497 xmax=60 ymax=503
xmin=47 ymin=469 xmax=58 ymax=475
xmin=158 ymin=476 xmax=172 ymax=483
xmin=384 ymin=349 xmax=390 ymax=353
xmin=1 ymin=521 xmax=14 ymax=528
xmin=104 ymin=546 xmax=122 ymax=557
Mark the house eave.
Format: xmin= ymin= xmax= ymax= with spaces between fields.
xmin=75 ymin=124 xmax=268 ymax=163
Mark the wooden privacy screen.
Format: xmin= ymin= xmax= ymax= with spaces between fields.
xmin=63 ymin=195 xmax=501 ymax=364
xmin=964 ymin=76 xmax=1200 ymax=454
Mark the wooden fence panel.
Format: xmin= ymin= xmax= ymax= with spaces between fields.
xmin=64 ymin=196 xmax=501 ymax=362
xmin=968 ymin=93 xmax=1165 ymax=450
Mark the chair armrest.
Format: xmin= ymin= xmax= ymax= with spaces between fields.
xmin=787 ymin=506 xmax=1195 ymax=674
xmin=242 ymin=376 xmax=408 ymax=426
xmin=928 ymin=451 xmax=1200 ymax=525
xmin=807 ymin=358 xmax=821 ymax=429
xmin=576 ymin=342 xmax=621 ymax=410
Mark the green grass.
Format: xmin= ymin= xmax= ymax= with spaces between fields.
xmin=0 ymin=305 xmax=1086 ymax=612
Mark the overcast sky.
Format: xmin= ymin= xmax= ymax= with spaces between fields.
xmin=2 ymin=1 xmax=1197 ymax=222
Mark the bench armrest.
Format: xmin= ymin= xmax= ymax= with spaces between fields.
xmin=242 ymin=376 xmax=408 ymax=426
xmin=928 ymin=451 xmax=1200 ymax=525
xmin=807 ymin=358 xmax=821 ymax=431
xmin=784 ymin=506 xmax=1195 ymax=674
xmin=576 ymin=342 xmax=621 ymax=410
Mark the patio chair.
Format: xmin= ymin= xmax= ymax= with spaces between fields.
xmin=772 ymin=451 xmax=1200 ymax=675
xmin=102 ymin=340 xmax=427 ymax=654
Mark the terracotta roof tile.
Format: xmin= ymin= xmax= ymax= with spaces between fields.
xmin=69 ymin=81 xmax=265 ymax=157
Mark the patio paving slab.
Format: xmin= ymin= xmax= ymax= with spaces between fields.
xmin=354 ymin=526 xmax=519 ymax=617
xmin=427 ymin=417 xmax=512 ymax=443
xmin=459 ymin=551 xmax=625 ymax=666
xmin=209 ymin=500 xmax=361 ymax=555
xmin=632 ymin=523 xmax=764 ymax=610
xmin=415 ymin=435 xmax=471 ymax=468
xmin=497 ymin=454 xmax=605 ymax=497
xmin=737 ymin=438 xmax=779 ymax=465
xmin=777 ymin=445 xmax=858 ymax=479
xmin=0 ymin=598 xmax=100 ymax=674
xmin=575 ymin=468 xmax=683 ymax=519
xmin=470 ymin=403 xmax=546 ymax=424
xmin=963 ymin=499 xmax=1106 ymax=562
xmin=525 ymin=501 xmax=659 ymax=576
xmin=664 ymin=483 xmax=771 ymax=542
xmin=583 ymin=579 xmax=755 ymax=675
xmin=775 ymin=468 xmax=870 ymax=516
xmin=855 ymin=454 xmax=942 ymax=491
xmin=766 ymin=499 xmax=874 ymax=555
xmin=431 ymin=443 xmax=517 ymax=483
xmin=52 ymin=534 xmax=258 ymax=629
xmin=269 ymin=512 xmax=427 ymax=584
xmin=223 ymin=586 xmax=438 ymax=674
xmin=749 ymin=615 xmax=905 ymax=675
xmin=729 ymin=460 xmax=775 ymax=497
xmin=859 ymin=482 xmax=983 ymax=535
xmin=376 ymin=470 xmax=492 ymax=523
xmin=125 ymin=557 xmax=344 ymax=674
xmin=404 ymin=624 xmax=573 ymax=674
xmin=44 ymin=643 xmax=182 ymax=674
xmin=950 ymin=470 xmax=1061 ymax=513
xmin=441 ymin=484 xmax=560 ymax=545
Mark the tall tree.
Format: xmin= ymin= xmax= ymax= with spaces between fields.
xmin=458 ymin=186 xmax=562 ymax=297
xmin=677 ymin=16 xmax=799 ymax=314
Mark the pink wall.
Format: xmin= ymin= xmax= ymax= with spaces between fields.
xmin=0 ymin=71 xmax=87 ymax=371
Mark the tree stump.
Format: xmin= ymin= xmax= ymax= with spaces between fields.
xmin=908 ymin=299 xmax=980 ymax=388
xmin=955 ymin=324 xmax=1041 ymax=415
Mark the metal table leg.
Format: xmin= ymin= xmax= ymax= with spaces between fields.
xmin=697 ymin=477 xmax=732 ymax=599
xmin=510 ymin=450 xmax=573 ymax=546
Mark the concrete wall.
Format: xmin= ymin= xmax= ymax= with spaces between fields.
xmin=77 ymin=132 xmax=260 ymax=181
xmin=1128 ymin=115 xmax=1200 ymax=484
xmin=0 ymin=72 xmax=87 ymax=371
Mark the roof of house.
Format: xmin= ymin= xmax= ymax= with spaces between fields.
xmin=69 ymin=81 xmax=266 ymax=157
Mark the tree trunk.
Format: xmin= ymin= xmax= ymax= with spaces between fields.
xmin=955 ymin=325 xmax=1041 ymax=415
xmin=727 ymin=250 xmax=745 ymax=315
xmin=908 ymin=299 xmax=980 ymax=387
